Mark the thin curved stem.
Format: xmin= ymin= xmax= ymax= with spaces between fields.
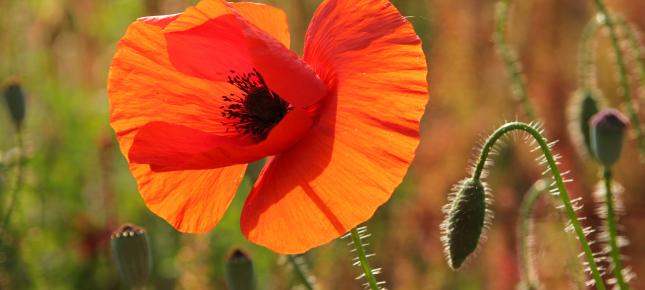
xmin=614 ymin=17 xmax=645 ymax=92
xmin=494 ymin=0 xmax=538 ymax=120
xmin=287 ymin=255 xmax=315 ymax=290
xmin=472 ymin=122 xmax=605 ymax=289
xmin=578 ymin=16 xmax=603 ymax=90
xmin=1 ymin=132 xmax=24 ymax=232
xmin=602 ymin=169 xmax=629 ymax=289
xmin=590 ymin=0 xmax=645 ymax=156
xmin=517 ymin=179 xmax=548 ymax=289
xmin=349 ymin=228 xmax=380 ymax=290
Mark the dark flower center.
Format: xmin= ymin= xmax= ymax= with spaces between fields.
xmin=220 ymin=69 xmax=289 ymax=140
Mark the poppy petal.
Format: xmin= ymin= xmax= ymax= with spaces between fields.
xmin=240 ymin=0 xmax=428 ymax=254
xmin=230 ymin=2 xmax=291 ymax=48
xmin=108 ymin=19 xmax=247 ymax=233
xmin=139 ymin=14 xmax=181 ymax=28
xmin=163 ymin=0 xmax=325 ymax=108
xmin=237 ymin=16 xmax=326 ymax=108
xmin=163 ymin=0 xmax=230 ymax=32
xmin=129 ymin=108 xmax=314 ymax=171
xmin=109 ymin=18 xmax=235 ymax=135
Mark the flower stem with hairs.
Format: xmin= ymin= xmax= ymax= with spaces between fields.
xmin=287 ymin=255 xmax=315 ymax=290
xmin=494 ymin=0 xmax=538 ymax=120
xmin=590 ymin=0 xmax=645 ymax=156
xmin=602 ymin=169 xmax=629 ymax=289
xmin=349 ymin=227 xmax=382 ymax=290
xmin=471 ymin=122 xmax=605 ymax=289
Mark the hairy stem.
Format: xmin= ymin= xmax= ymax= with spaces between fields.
xmin=494 ymin=0 xmax=538 ymax=120
xmin=590 ymin=0 xmax=645 ymax=156
xmin=602 ymin=169 xmax=629 ymax=289
xmin=472 ymin=122 xmax=605 ymax=289
xmin=350 ymin=228 xmax=380 ymax=290
xmin=614 ymin=17 xmax=645 ymax=91
xmin=517 ymin=179 xmax=548 ymax=289
xmin=578 ymin=16 xmax=603 ymax=90
xmin=1 ymin=133 xmax=24 ymax=232
xmin=287 ymin=255 xmax=315 ymax=290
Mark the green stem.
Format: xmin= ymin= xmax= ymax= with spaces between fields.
xmin=1 ymin=132 xmax=24 ymax=232
xmin=287 ymin=255 xmax=315 ymax=290
xmin=494 ymin=0 xmax=538 ymax=120
xmin=590 ymin=0 xmax=645 ymax=156
xmin=614 ymin=17 xmax=645 ymax=91
xmin=517 ymin=179 xmax=548 ymax=289
xmin=349 ymin=228 xmax=380 ymax=290
xmin=472 ymin=122 xmax=605 ymax=290
xmin=602 ymin=169 xmax=629 ymax=289
xmin=578 ymin=16 xmax=603 ymax=90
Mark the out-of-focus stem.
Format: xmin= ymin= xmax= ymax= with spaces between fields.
xmin=614 ymin=16 xmax=645 ymax=97
xmin=287 ymin=255 xmax=315 ymax=290
xmin=494 ymin=0 xmax=538 ymax=120
xmin=517 ymin=179 xmax=548 ymax=289
xmin=578 ymin=16 xmax=603 ymax=90
xmin=590 ymin=0 xmax=645 ymax=156
xmin=602 ymin=169 xmax=629 ymax=290
xmin=1 ymin=133 xmax=24 ymax=232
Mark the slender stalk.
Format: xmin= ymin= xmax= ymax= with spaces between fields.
xmin=1 ymin=132 xmax=24 ymax=232
xmin=578 ymin=16 xmax=603 ymax=90
xmin=472 ymin=122 xmax=605 ymax=289
xmin=614 ymin=17 xmax=645 ymax=90
xmin=494 ymin=0 xmax=538 ymax=120
xmin=517 ymin=179 xmax=548 ymax=289
xmin=349 ymin=228 xmax=380 ymax=290
xmin=287 ymin=255 xmax=315 ymax=290
xmin=590 ymin=0 xmax=645 ymax=156
xmin=602 ymin=169 xmax=629 ymax=289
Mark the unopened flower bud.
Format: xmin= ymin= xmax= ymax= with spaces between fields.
xmin=590 ymin=109 xmax=628 ymax=167
xmin=225 ymin=248 xmax=257 ymax=290
xmin=568 ymin=89 xmax=601 ymax=157
xmin=3 ymin=78 xmax=26 ymax=131
xmin=441 ymin=178 xmax=491 ymax=270
xmin=111 ymin=224 xmax=152 ymax=289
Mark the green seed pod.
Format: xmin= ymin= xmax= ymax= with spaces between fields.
xmin=567 ymin=89 xmax=601 ymax=157
xmin=590 ymin=109 xmax=628 ymax=167
xmin=110 ymin=224 xmax=152 ymax=289
xmin=441 ymin=178 xmax=491 ymax=270
xmin=3 ymin=79 xmax=26 ymax=131
xmin=225 ymin=248 xmax=257 ymax=290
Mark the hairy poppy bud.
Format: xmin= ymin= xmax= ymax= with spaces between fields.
xmin=568 ymin=89 xmax=601 ymax=157
xmin=225 ymin=248 xmax=257 ymax=290
xmin=590 ymin=109 xmax=628 ymax=167
xmin=3 ymin=79 xmax=26 ymax=131
xmin=441 ymin=178 xmax=491 ymax=270
xmin=111 ymin=224 xmax=152 ymax=289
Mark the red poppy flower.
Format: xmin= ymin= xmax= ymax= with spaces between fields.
xmin=108 ymin=0 xmax=428 ymax=254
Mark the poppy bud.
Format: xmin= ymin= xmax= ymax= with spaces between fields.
xmin=3 ymin=78 xmax=26 ymax=131
xmin=225 ymin=248 xmax=257 ymax=290
xmin=110 ymin=224 xmax=152 ymax=289
xmin=568 ymin=89 xmax=601 ymax=157
xmin=590 ymin=109 xmax=629 ymax=167
xmin=441 ymin=178 xmax=491 ymax=270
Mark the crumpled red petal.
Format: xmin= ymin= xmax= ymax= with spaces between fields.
xmin=241 ymin=0 xmax=429 ymax=254
xmin=129 ymin=108 xmax=314 ymax=171
xmin=164 ymin=0 xmax=326 ymax=108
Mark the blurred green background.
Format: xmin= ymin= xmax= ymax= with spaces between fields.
xmin=0 ymin=0 xmax=644 ymax=289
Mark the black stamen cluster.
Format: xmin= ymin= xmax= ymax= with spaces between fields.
xmin=220 ymin=69 xmax=289 ymax=140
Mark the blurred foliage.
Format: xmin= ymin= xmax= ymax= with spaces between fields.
xmin=0 ymin=0 xmax=644 ymax=289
